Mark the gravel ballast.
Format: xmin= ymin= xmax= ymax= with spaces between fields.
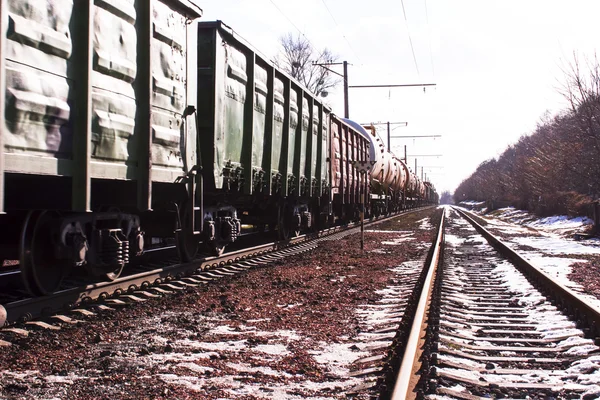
xmin=0 ymin=208 xmax=440 ymax=399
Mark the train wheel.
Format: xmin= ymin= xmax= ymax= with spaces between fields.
xmin=277 ymin=204 xmax=300 ymax=240
xmin=208 ymin=241 xmax=226 ymax=257
xmin=310 ymin=206 xmax=320 ymax=232
xmin=176 ymin=202 xmax=199 ymax=262
xmin=176 ymin=230 xmax=199 ymax=262
xmin=20 ymin=210 xmax=66 ymax=296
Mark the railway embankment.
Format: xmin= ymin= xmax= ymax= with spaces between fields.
xmin=0 ymin=208 xmax=440 ymax=399
xmin=457 ymin=206 xmax=600 ymax=311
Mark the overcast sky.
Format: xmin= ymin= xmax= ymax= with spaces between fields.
xmin=201 ymin=1 xmax=599 ymax=194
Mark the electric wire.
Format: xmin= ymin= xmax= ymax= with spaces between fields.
xmin=319 ymin=0 xmax=362 ymax=64
xmin=424 ymin=0 xmax=435 ymax=78
xmin=268 ymin=0 xmax=315 ymax=47
xmin=400 ymin=0 xmax=420 ymax=76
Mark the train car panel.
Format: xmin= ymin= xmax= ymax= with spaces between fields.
xmin=150 ymin=0 xmax=190 ymax=172
xmin=270 ymin=75 xmax=285 ymax=193
xmin=91 ymin=0 xmax=137 ymax=164
xmin=4 ymin=0 xmax=73 ymax=159
xmin=340 ymin=119 xmax=348 ymax=203
xmin=252 ymin=62 xmax=268 ymax=187
xmin=307 ymin=102 xmax=325 ymax=197
xmin=296 ymin=95 xmax=309 ymax=194
xmin=319 ymin=110 xmax=329 ymax=196
xmin=286 ymin=86 xmax=298 ymax=194
xmin=330 ymin=118 xmax=341 ymax=197
xmin=223 ymin=41 xmax=246 ymax=185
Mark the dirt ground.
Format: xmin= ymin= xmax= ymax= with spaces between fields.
xmin=0 ymin=208 xmax=441 ymax=400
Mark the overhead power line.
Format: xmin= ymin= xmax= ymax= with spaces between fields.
xmin=319 ymin=0 xmax=362 ymax=63
xmin=400 ymin=0 xmax=420 ymax=76
xmin=268 ymin=0 xmax=314 ymax=47
xmin=424 ymin=0 xmax=435 ymax=77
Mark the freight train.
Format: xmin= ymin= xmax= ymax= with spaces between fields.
xmin=0 ymin=1 xmax=437 ymax=296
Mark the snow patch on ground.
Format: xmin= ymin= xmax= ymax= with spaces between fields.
xmin=514 ymin=236 xmax=600 ymax=255
xmin=459 ymin=206 xmax=600 ymax=310
xmin=418 ymin=217 xmax=433 ymax=230
xmin=310 ymin=343 xmax=367 ymax=377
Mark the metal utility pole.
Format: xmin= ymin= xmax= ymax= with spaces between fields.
xmin=362 ymin=122 xmax=408 ymax=151
xmin=387 ymin=122 xmax=390 ymax=152
xmin=313 ymin=61 xmax=349 ymax=118
xmin=343 ymin=61 xmax=349 ymax=118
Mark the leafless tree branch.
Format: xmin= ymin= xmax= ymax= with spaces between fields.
xmin=274 ymin=33 xmax=340 ymax=96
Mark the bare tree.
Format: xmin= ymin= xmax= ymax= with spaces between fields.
xmin=558 ymin=53 xmax=600 ymax=194
xmin=274 ymin=33 xmax=340 ymax=97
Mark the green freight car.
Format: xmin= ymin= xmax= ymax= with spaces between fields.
xmin=191 ymin=21 xmax=333 ymax=255
xmin=0 ymin=0 xmax=202 ymax=295
xmin=0 ymin=3 xmax=379 ymax=297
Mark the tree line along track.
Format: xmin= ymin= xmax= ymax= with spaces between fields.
xmin=0 ymin=207 xmax=433 ymax=335
xmin=384 ymin=206 xmax=600 ymax=399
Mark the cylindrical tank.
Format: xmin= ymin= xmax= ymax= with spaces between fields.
xmin=407 ymin=172 xmax=417 ymax=197
xmin=391 ymin=156 xmax=409 ymax=193
xmin=341 ymin=118 xmax=410 ymax=195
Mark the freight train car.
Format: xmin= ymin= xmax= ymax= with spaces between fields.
xmin=0 ymin=6 xmax=433 ymax=296
xmin=184 ymin=21 xmax=370 ymax=259
xmin=0 ymin=0 xmax=203 ymax=295
xmin=0 ymin=12 xmax=372 ymax=296
xmin=191 ymin=21 xmax=335 ymax=258
xmin=342 ymin=120 xmax=421 ymax=215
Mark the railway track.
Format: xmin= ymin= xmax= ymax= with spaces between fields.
xmin=0 ymin=207 xmax=441 ymax=398
xmin=6 ymin=205 xmax=600 ymax=398
xmin=384 ymin=206 xmax=600 ymax=399
xmin=0 ymin=207 xmax=430 ymax=333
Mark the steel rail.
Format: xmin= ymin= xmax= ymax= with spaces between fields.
xmin=453 ymin=206 xmax=600 ymax=339
xmin=0 ymin=206 xmax=434 ymax=327
xmin=391 ymin=207 xmax=445 ymax=399
xmin=0 ymin=235 xmax=312 ymax=327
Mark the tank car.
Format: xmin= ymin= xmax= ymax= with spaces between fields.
xmin=341 ymin=120 xmax=414 ymax=215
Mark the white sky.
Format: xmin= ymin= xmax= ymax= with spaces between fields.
xmin=200 ymin=1 xmax=599 ymax=194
